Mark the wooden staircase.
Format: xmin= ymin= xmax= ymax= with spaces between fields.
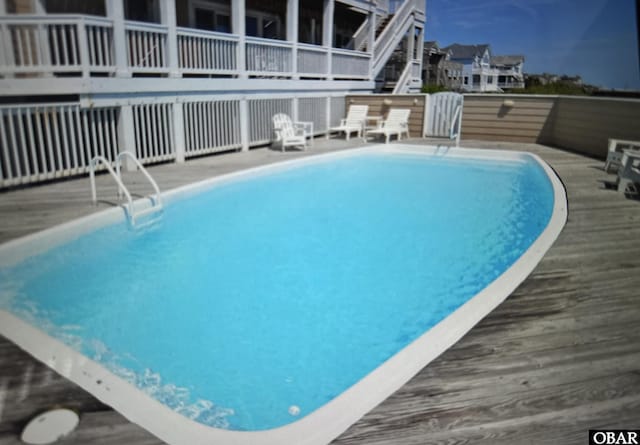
xmin=355 ymin=14 xmax=394 ymax=52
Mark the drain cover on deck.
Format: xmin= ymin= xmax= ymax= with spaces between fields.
xmin=20 ymin=408 xmax=79 ymax=444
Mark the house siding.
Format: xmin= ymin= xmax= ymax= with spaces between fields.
xmin=461 ymin=95 xmax=556 ymax=144
xmin=551 ymin=96 xmax=640 ymax=158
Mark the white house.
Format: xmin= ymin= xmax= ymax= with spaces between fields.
xmin=0 ymin=0 xmax=425 ymax=188
xmin=442 ymin=43 xmax=501 ymax=93
xmin=491 ymin=55 xmax=525 ymax=90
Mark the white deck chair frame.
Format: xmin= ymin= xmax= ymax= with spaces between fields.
xmin=272 ymin=113 xmax=314 ymax=151
xmin=330 ymin=104 xmax=369 ymax=140
xmin=604 ymin=138 xmax=640 ymax=173
xmin=617 ymin=149 xmax=640 ymax=194
xmin=366 ymin=108 xmax=411 ymax=144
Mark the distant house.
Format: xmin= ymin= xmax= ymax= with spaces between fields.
xmin=422 ymin=41 xmax=463 ymax=90
xmin=491 ymin=55 xmax=525 ymax=90
xmin=442 ymin=43 xmax=501 ymax=92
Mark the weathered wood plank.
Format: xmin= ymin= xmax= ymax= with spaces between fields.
xmin=0 ymin=138 xmax=639 ymax=445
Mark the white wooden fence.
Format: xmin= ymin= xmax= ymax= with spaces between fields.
xmin=132 ymin=103 xmax=175 ymax=163
xmin=125 ymin=21 xmax=168 ymax=74
xmin=0 ymin=15 xmax=372 ymax=79
xmin=177 ymin=28 xmax=238 ymax=75
xmin=184 ymin=100 xmax=242 ymax=156
xmin=245 ymin=37 xmax=293 ymax=76
xmin=0 ymin=94 xmax=353 ymax=189
xmin=0 ymin=104 xmax=118 ymax=186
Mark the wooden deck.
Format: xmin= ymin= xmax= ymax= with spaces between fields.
xmin=1 ymin=139 xmax=639 ymax=445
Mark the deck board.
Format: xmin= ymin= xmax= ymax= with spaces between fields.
xmin=1 ymin=139 xmax=639 ymax=445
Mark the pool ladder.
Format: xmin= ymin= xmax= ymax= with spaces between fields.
xmin=89 ymin=151 xmax=163 ymax=228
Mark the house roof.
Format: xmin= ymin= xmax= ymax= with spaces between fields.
xmin=491 ymin=55 xmax=525 ymax=66
xmin=442 ymin=44 xmax=490 ymax=60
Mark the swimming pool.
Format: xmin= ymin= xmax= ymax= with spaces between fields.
xmin=0 ymin=145 xmax=567 ymax=445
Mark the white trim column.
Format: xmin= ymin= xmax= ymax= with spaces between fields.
xmin=0 ymin=0 xmax=14 ymax=77
xmin=416 ymin=25 xmax=424 ymax=80
xmin=367 ymin=6 xmax=376 ymax=80
xmin=32 ymin=0 xmax=53 ymax=76
xmin=406 ymin=22 xmax=415 ymax=63
xmin=287 ymin=0 xmax=299 ymax=79
xmin=239 ymin=98 xmax=249 ymax=151
xmin=106 ymin=0 xmax=131 ymax=78
xmin=31 ymin=0 xmax=45 ymax=13
xmin=118 ymin=104 xmax=137 ymax=171
xmin=232 ymin=0 xmax=247 ymax=79
xmin=160 ymin=0 xmax=181 ymax=78
xmin=172 ymin=102 xmax=186 ymax=162
xmin=323 ymin=0 xmax=334 ymax=80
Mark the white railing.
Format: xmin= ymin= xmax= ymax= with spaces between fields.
xmin=298 ymin=97 xmax=328 ymax=133
xmin=184 ymin=100 xmax=242 ymax=156
xmin=90 ymin=152 xmax=163 ymax=226
xmin=329 ymin=96 xmax=346 ymax=128
xmin=125 ymin=20 xmax=168 ymax=73
xmin=392 ymin=61 xmax=413 ymax=94
xmin=0 ymin=103 xmax=119 ymax=187
xmin=177 ymin=27 xmax=238 ymax=74
xmin=297 ymin=43 xmax=328 ymax=76
xmin=247 ymin=98 xmax=293 ymax=144
xmin=246 ymin=37 xmax=292 ymax=76
xmin=331 ymin=49 xmax=370 ymax=79
xmin=372 ymin=0 xmax=414 ymax=75
xmin=0 ymin=15 xmax=114 ymax=76
xmin=131 ymin=103 xmax=175 ymax=163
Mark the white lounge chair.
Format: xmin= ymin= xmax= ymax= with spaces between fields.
xmin=330 ymin=104 xmax=368 ymax=140
xmin=272 ymin=113 xmax=314 ymax=151
xmin=604 ymin=138 xmax=640 ymax=173
xmin=617 ymin=149 xmax=640 ymax=194
xmin=366 ymin=108 xmax=411 ymax=144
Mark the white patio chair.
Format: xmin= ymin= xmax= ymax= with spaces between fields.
xmin=617 ymin=149 xmax=640 ymax=194
xmin=330 ymin=104 xmax=369 ymax=140
xmin=272 ymin=113 xmax=314 ymax=151
xmin=366 ymin=108 xmax=411 ymax=144
xmin=604 ymin=138 xmax=640 ymax=173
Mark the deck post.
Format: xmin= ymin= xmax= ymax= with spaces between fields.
xmin=406 ymin=22 xmax=415 ymax=64
xmin=367 ymin=4 xmax=376 ymax=80
xmin=160 ymin=0 xmax=180 ymax=78
xmin=172 ymin=102 xmax=186 ymax=162
xmin=326 ymin=96 xmax=332 ymax=139
xmin=0 ymin=0 xmax=15 ymax=78
xmin=287 ymin=0 xmax=299 ymax=79
xmin=416 ymin=25 xmax=424 ymax=79
xmin=32 ymin=0 xmax=53 ymax=77
xmin=232 ymin=0 xmax=247 ymax=79
xmin=117 ymin=104 xmax=137 ymax=171
xmin=106 ymin=0 xmax=131 ymax=78
xmin=239 ymin=98 xmax=249 ymax=151
xmin=323 ymin=0 xmax=334 ymax=80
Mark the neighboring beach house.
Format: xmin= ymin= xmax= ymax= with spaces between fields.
xmin=422 ymin=41 xmax=462 ymax=90
xmin=491 ymin=55 xmax=525 ymax=90
xmin=0 ymin=0 xmax=425 ymax=188
xmin=442 ymin=43 xmax=500 ymax=93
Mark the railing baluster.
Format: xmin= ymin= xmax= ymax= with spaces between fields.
xmin=0 ymin=112 xmax=11 ymax=181
xmin=7 ymin=111 xmax=23 ymax=178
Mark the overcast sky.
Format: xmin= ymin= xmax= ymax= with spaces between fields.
xmin=425 ymin=0 xmax=640 ymax=89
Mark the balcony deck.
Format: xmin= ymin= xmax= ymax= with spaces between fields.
xmin=1 ymin=138 xmax=639 ymax=445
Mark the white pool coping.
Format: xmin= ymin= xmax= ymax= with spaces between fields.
xmin=0 ymin=144 xmax=568 ymax=445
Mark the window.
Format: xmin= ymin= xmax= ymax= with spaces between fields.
xmin=473 ymin=74 xmax=481 ymax=85
xmin=464 ymin=76 xmax=469 ymax=85
xmin=488 ymin=76 xmax=494 ymax=84
xmin=191 ymin=1 xmax=231 ymax=33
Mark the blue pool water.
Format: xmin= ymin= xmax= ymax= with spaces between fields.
xmin=0 ymin=152 xmax=554 ymax=431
